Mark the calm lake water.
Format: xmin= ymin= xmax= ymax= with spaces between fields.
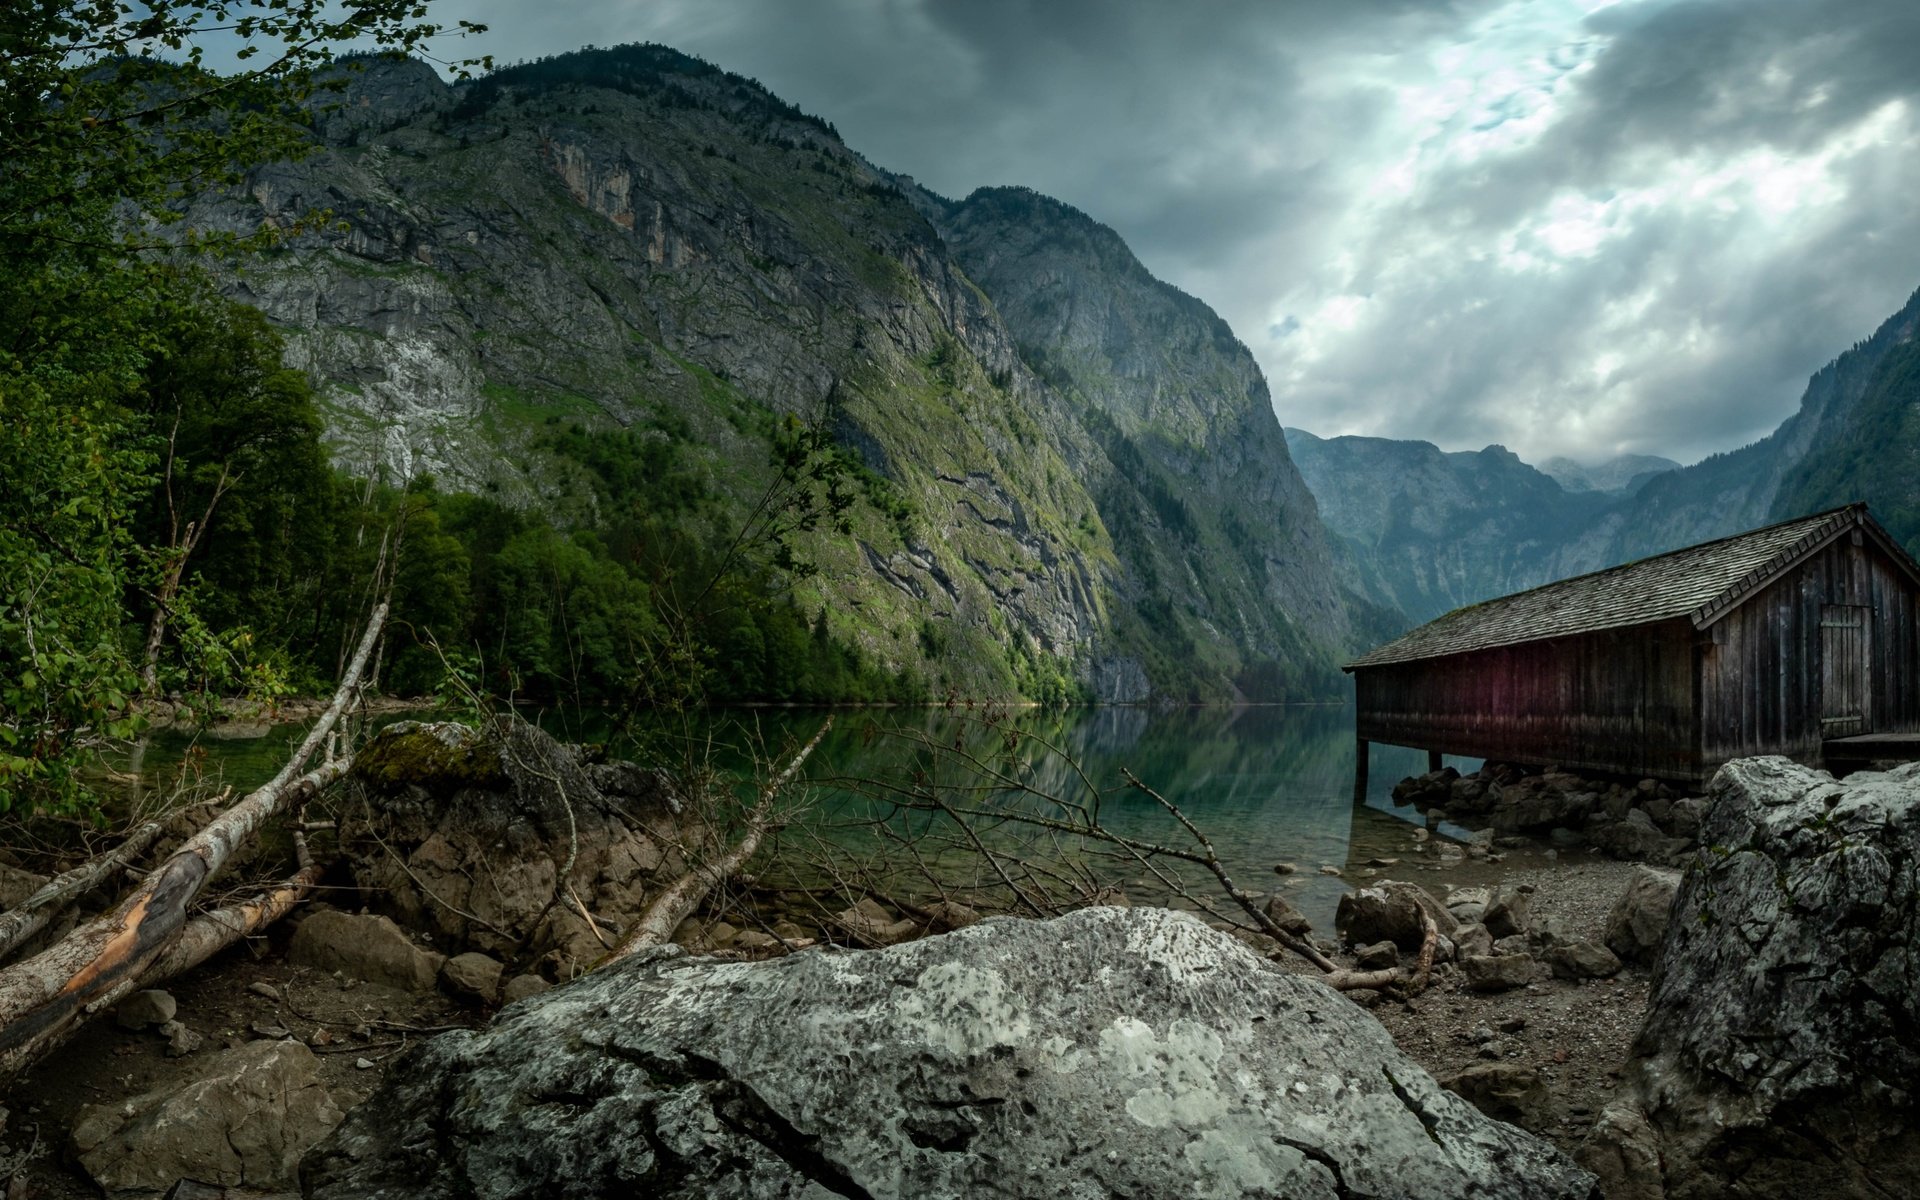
xmin=120 ymin=704 xmax=1501 ymax=931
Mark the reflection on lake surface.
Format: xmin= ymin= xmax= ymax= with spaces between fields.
xmin=123 ymin=704 xmax=1474 ymax=931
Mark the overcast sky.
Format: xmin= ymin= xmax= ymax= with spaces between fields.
xmin=419 ymin=0 xmax=1920 ymax=466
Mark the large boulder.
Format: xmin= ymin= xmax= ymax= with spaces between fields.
xmin=1583 ymin=758 xmax=1920 ymax=1198
xmin=289 ymin=910 xmax=446 ymax=991
xmin=303 ymin=907 xmax=1596 ymax=1200
xmin=73 ymin=1040 xmax=341 ymax=1196
xmin=344 ymin=719 xmax=690 ymax=972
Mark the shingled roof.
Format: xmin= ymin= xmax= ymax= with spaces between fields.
xmin=1346 ymin=504 xmax=1917 ymax=670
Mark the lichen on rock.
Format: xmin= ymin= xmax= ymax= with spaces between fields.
xmin=302 ymin=906 xmax=1597 ymax=1199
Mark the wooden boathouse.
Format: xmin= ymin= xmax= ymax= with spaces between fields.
xmin=1345 ymin=504 xmax=1920 ymax=787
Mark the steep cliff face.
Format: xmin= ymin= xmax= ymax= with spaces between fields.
xmin=186 ymin=47 xmax=1363 ymax=700
xmin=1284 ymin=431 xmax=1613 ymax=626
xmin=922 ymin=186 xmax=1368 ymax=696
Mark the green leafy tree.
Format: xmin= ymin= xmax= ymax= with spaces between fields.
xmin=0 ymin=2 xmax=484 ymax=813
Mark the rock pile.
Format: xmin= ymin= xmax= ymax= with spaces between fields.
xmin=1393 ymin=763 xmax=1701 ymax=862
xmin=302 ymin=907 xmax=1599 ymax=1200
xmin=1334 ymin=878 xmax=1621 ymax=994
xmin=1583 ymin=757 xmax=1920 ymax=1199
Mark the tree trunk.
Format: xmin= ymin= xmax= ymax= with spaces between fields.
xmin=0 ymin=823 xmax=164 ymax=962
xmin=0 ymin=603 xmax=384 ymax=1077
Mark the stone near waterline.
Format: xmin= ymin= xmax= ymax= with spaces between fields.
xmin=290 ymin=910 xmax=446 ymax=992
xmin=1481 ymin=885 xmax=1532 ymax=939
xmin=301 ymin=907 xmax=1596 ymax=1200
xmin=1335 ymin=880 xmax=1459 ymax=952
xmin=73 ymin=1040 xmax=342 ymax=1196
xmin=1262 ymin=893 xmax=1314 ymax=937
xmin=1602 ymin=865 xmax=1680 ymax=966
xmin=1452 ymin=923 xmax=1494 ymax=958
xmin=441 ymin=952 xmax=505 ymax=1004
xmin=115 ymin=989 xmax=177 ymax=1031
xmin=831 ymin=897 xmax=920 ymax=948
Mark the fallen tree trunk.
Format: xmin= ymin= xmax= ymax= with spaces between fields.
xmin=606 ymin=717 xmax=831 ymax=961
xmin=0 ymin=822 xmax=164 ymax=963
xmin=0 ymin=604 xmax=385 ymax=1077
xmin=143 ymin=832 xmax=328 ymax=984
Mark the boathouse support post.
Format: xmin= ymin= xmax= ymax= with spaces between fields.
xmin=1353 ymin=737 xmax=1369 ymax=803
xmin=1427 ymin=749 xmax=1444 ymax=774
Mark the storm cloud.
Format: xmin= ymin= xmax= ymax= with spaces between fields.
xmin=427 ymin=0 xmax=1920 ymax=465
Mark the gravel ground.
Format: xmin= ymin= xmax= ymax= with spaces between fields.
xmin=1368 ymin=854 xmax=1652 ymax=1157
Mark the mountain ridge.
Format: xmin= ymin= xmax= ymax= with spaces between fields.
xmin=188 ymin=45 xmax=1375 ymax=701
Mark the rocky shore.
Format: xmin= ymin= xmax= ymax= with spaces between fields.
xmin=1 ymin=734 xmax=1915 ymax=1198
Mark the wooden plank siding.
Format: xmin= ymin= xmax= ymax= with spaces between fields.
xmin=1354 ymin=619 xmax=1698 ymax=780
xmin=1698 ymin=534 xmax=1920 ymax=774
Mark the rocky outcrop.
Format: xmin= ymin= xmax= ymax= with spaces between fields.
xmin=303 ymin=907 xmax=1597 ymax=1199
xmin=342 ymin=719 xmax=689 ymax=975
xmin=1583 ymin=757 xmax=1920 ymax=1199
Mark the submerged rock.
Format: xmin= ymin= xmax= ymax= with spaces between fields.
xmin=1583 ymin=757 xmax=1920 ymax=1198
xmin=303 ymin=907 xmax=1596 ymax=1200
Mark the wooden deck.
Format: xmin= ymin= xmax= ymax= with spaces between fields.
xmin=1823 ymin=732 xmax=1920 ymax=775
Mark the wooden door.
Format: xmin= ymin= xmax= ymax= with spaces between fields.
xmin=1821 ymin=604 xmax=1872 ymax=736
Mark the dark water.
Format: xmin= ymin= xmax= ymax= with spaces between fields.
xmin=121 ymin=704 xmax=1527 ymax=931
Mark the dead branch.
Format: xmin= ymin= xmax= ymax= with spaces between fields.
xmin=606 ymin=716 xmax=832 ymax=960
xmin=0 ymin=822 xmax=165 ymax=962
xmin=0 ymin=603 xmax=385 ymax=1078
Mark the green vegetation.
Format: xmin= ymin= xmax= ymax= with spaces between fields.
xmin=1774 ymin=335 xmax=1920 ymax=552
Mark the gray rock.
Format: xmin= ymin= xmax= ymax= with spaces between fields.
xmin=289 ymin=910 xmax=448 ymax=992
xmin=1463 ymin=953 xmax=1544 ymax=992
xmin=1587 ymin=807 xmax=1689 ymax=862
xmin=1666 ymin=796 xmax=1707 ymax=841
xmin=303 ymin=908 xmax=1595 ymax=1200
xmin=160 ymin=1020 xmax=203 ymax=1059
xmin=1482 ymin=885 xmax=1533 ymax=939
xmin=441 ymin=951 xmax=505 ymax=1004
xmin=500 ymin=974 xmax=551 ymax=1005
xmin=1442 ymin=1063 xmax=1553 ymax=1131
xmin=1334 ymin=880 xmax=1460 ymax=951
xmin=115 ymin=989 xmax=177 ymax=1031
xmin=1545 ymin=941 xmax=1622 ymax=980
xmin=1602 ymin=865 xmax=1681 ymax=965
xmin=72 ymin=1040 xmax=342 ymax=1196
xmin=1453 ymin=922 xmax=1494 ymax=958
xmin=1583 ymin=757 xmax=1920 ymax=1198
xmin=1262 ymin=892 xmax=1313 ymax=936
xmin=1355 ymin=940 xmax=1399 ymax=969
xmin=832 ymin=897 xmax=919 ymax=948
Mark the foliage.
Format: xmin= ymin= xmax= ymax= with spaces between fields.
xmin=0 ymin=1 xmax=485 ymax=814
xmin=1773 ymin=336 xmax=1920 ymax=553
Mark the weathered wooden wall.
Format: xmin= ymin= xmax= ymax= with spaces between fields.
xmin=1699 ymin=533 xmax=1920 ymax=772
xmin=1354 ymin=619 xmax=1698 ymax=780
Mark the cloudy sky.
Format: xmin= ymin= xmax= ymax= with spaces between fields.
xmin=422 ymin=0 xmax=1920 ymax=466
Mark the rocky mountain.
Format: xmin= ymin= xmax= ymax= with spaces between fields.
xmin=1292 ymin=283 xmax=1920 ymax=632
xmin=1284 ymin=430 xmax=1614 ymax=625
xmin=186 ymin=46 xmax=1370 ymax=701
xmin=1536 ymin=454 xmax=1677 ymax=496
